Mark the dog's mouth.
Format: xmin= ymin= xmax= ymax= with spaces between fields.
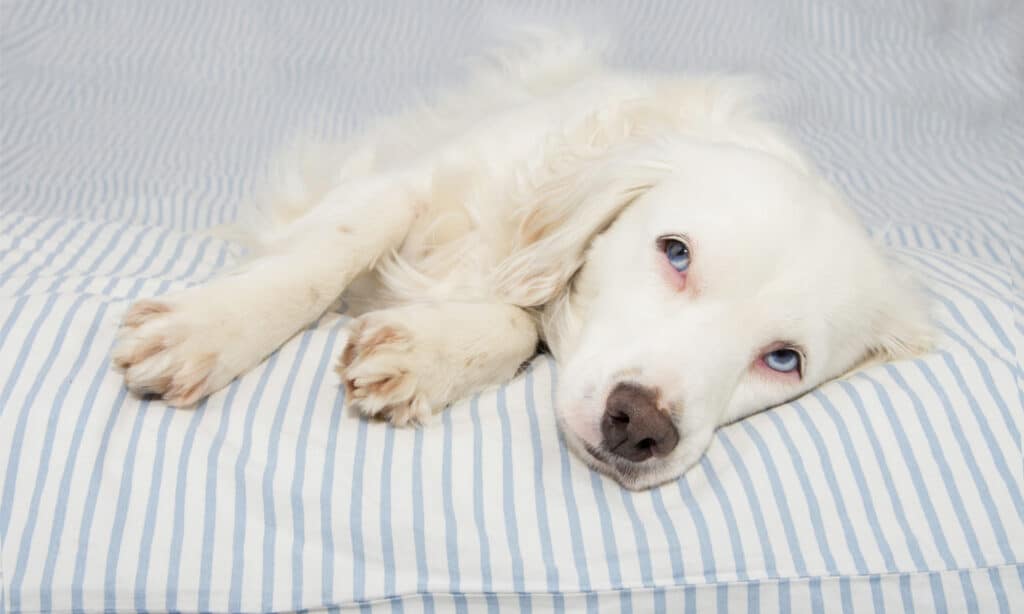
xmin=562 ymin=424 xmax=669 ymax=489
xmin=586 ymin=440 xmax=664 ymax=474
xmin=581 ymin=441 xmax=616 ymax=469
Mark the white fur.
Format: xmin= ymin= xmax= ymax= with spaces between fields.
xmin=112 ymin=31 xmax=932 ymax=489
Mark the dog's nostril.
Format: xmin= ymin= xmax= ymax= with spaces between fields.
xmin=608 ymin=410 xmax=630 ymax=425
xmin=601 ymin=382 xmax=680 ymax=463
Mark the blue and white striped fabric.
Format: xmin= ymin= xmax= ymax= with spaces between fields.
xmin=1 ymin=1 xmax=1022 ymax=612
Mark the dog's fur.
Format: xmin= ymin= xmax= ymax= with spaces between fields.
xmin=112 ymin=31 xmax=932 ymax=489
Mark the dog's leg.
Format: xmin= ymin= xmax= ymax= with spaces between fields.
xmin=112 ymin=182 xmax=421 ymax=406
xmin=337 ymin=301 xmax=539 ymax=426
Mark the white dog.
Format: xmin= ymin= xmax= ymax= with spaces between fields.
xmin=112 ymin=31 xmax=932 ymax=489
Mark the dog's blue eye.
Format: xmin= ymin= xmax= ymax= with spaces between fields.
xmin=764 ymin=349 xmax=801 ymax=373
xmin=662 ymin=238 xmax=690 ymax=272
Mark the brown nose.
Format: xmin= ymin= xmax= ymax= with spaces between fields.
xmin=601 ymin=383 xmax=680 ymax=462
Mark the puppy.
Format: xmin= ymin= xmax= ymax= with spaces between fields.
xmin=113 ymin=31 xmax=932 ymax=489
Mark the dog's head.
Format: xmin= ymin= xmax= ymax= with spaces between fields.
xmin=497 ymin=131 xmax=932 ymax=490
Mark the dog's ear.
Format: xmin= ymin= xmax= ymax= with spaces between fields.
xmin=493 ymin=141 xmax=670 ymax=306
xmin=864 ymin=266 xmax=935 ymax=363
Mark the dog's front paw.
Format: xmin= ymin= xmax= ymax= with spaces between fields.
xmin=336 ymin=316 xmax=437 ymax=426
xmin=112 ymin=298 xmax=233 ymax=406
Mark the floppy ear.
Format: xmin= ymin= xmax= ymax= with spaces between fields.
xmin=864 ymin=265 xmax=935 ymax=363
xmin=493 ymin=141 xmax=671 ymax=306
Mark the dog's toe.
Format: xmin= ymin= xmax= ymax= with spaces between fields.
xmin=113 ymin=299 xmax=227 ymax=407
xmin=337 ymin=316 xmax=435 ymax=426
